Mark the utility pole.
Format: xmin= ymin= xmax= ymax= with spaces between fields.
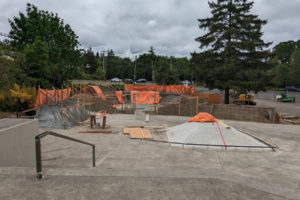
xmin=152 ymin=60 xmax=155 ymax=82
xmin=134 ymin=56 xmax=137 ymax=81
xmin=101 ymin=50 xmax=109 ymax=80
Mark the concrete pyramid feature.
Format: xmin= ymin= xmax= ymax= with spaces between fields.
xmin=166 ymin=122 xmax=269 ymax=149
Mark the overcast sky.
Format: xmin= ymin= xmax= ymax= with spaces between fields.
xmin=1 ymin=0 xmax=300 ymax=58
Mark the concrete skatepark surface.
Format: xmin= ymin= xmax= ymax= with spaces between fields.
xmin=166 ymin=122 xmax=269 ymax=149
xmin=0 ymin=106 xmax=300 ymax=199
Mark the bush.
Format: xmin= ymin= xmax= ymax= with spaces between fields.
xmin=0 ymin=83 xmax=36 ymax=112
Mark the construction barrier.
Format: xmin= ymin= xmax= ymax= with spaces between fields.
xmin=83 ymin=85 xmax=106 ymax=100
xmin=131 ymin=91 xmax=161 ymax=104
xmin=125 ymin=84 xmax=195 ymax=95
xmin=114 ymin=91 xmax=161 ymax=105
xmin=196 ymin=93 xmax=221 ymax=104
xmin=35 ymin=88 xmax=71 ymax=108
xmin=115 ymin=91 xmax=125 ymax=103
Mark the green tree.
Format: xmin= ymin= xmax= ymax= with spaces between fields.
xmin=273 ymin=63 xmax=291 ymax=87
xmin=8 ymin=3 xmax=82 ymax=87
xmin=23 ymin=39 xmax=51 ymax=88
xmin=290 ymin=49 xmax=300 ymax=87
xmin=273 ymin=41 xmax=297 ymax=64
xmin=155 ymin=58 xmax=180 ymax=85
xmin=194 ymin=0 xmax=273 ymax=104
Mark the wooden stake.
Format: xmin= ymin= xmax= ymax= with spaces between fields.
xmin=196 ymin=96 xmax=199 ymax=114
xmin=38 ymin=85 xmax=40 ymax=107
xmin=102 ymin=116 xmax=106 ymax=129
xmin=178 ymin=96 xmax=181 ymax=116
xmin=46 ymin=89 xmax=48 ymax=104
xmin=61 ymin=85 xmax=64 ymax=102
xmin=210 ymin=104 xmax=214 ymax=114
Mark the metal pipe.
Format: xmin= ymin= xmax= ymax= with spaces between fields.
xmin=141 ymin=139 xmax=276 ymax=149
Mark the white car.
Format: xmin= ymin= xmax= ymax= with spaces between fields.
xmin=110 ymin=77 xmax=121 ymax=82
xmin=181 ymin=80 xmax=191 ymax=86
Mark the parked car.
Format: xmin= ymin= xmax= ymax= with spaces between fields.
xmin=285 ymin=86 xmax=300 ymax=92
xmin=110 ymin=77 xmax=121 ymax=82
xmin=181 ymin=80 xmax=191 ymax=86
xmin=123 ymin=78 xmax=133 ymax=84
xmin=136 ymin=78 xmax=147 ymax=83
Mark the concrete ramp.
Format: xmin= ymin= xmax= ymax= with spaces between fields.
xmin=166 ymin=122 xmax=269 ymax=149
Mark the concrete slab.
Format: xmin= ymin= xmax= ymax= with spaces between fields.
xmin=0 ymin=118 xmax=39 ymax=167
xmin=0 ymin=118 xmax=30 ymax=130
xmin=0 ymin=113 xmax=300 ymax=199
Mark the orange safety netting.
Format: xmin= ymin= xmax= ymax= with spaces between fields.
xmin=84 ymin=85 xmax=106 ymax=100
xmin=115 ymin=91 xmax=125 ymax=103
xmin=196 ymin=93 xmax=221 ymax=104
xmin=35 ymin=88 xmax=71 ymax=108
xmin=188 ymin=112 xmax=217 ymax=123
xmin=124 ymin=84 xmax=195 ymax=94
xmin=131 ymin=91 xmax=161 ymax=104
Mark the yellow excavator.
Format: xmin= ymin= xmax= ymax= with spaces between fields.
xmin=232 ymin=90 xmax=256 ymax=105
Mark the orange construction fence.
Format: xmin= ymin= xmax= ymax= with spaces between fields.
xmin=196 ymin=93 xmax=221 ymax=104
xmin=124 ymin=84 xmax=195 ymax=95
xmin=115 ymin=91 xmax=125 ymax=104
xmin=83 ymin=85 xmax=106 ymax=100
xmin=35 ymin=88 xmax=71 ymax=108
xmin=131 ymin=91 xmax=161 ymax=104
xmin=115 ymin=91 xmax=161 ymax=105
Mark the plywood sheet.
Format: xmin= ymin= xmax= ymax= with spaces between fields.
xmin=141 ymin=129 xmax=153 ymax=139
xmin=123 ymin=127 xmax=131 ymax=134
xmin=129 ymin=128 xmax=143 ymax=139
xmin=123 ymin=127 xmax=153 ymax=139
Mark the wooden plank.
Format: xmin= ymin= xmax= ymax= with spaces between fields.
xmin=62 ymin=110 xmax=70 ymax=118
xmin=129 ymin=128 xmax=143 ymax=139
xmin=159 ymin=102 xmax=180 ymax=105
xmin=217 ymin=120 xmax=231 ymax=129
xmin=141 ymin=129 xmax=153 ymax=139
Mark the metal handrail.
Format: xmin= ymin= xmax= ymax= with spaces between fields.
xmin=35 ymin=131 xmax=95 ymax=179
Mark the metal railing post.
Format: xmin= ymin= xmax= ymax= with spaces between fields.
xmin=35 ymin=131 xmax=96 ymax=179
xmin=92 ymin=146 xmax=96 ymax=167
xmin=35 ymin=137 xmax=42 ymax=179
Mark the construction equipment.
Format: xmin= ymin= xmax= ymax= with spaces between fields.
xmin=276 ymin=92 xmax=295 ymax=103
xmin=232 ymin=91 xmax=256 ymax=105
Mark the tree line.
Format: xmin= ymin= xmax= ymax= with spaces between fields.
xmin=1 ymin=1 xmax=300 ymax=106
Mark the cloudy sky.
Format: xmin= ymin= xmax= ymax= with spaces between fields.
xmin=1 ymin=0 xmax=300 ymax=58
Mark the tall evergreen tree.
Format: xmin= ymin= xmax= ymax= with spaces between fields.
xmin=194 ymin=0 xmax=273 ymax=104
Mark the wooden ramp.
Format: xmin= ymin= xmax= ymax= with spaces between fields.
xmin=123 ymin=127 xmax=153 ymax=139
